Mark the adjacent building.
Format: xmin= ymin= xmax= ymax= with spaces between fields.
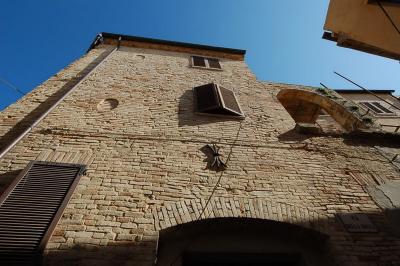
xmin=0 ymin=33 xmax=400 ymax=266
xmin=336 ymin=89 xmax=400 ymax=133
xmin=323 ymin=0 xmax=400 ymax=60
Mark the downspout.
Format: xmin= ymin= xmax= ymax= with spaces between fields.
xmin=0 ymin=43 xmax=120 ymax=160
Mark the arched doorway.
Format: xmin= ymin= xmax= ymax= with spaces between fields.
xmin=156 ymin=218 xmax=331 ymax=266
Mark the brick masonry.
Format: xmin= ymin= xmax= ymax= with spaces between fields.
xmin=153 ymin=197 xmax=329 ymax=233
xmin=0 ymin=43 xmax=399 ymax=265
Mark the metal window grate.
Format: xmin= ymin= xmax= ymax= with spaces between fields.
xmin=0 ymin=161 xmax=86 ymax=265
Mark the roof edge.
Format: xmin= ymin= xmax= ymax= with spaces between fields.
xmin=334 ymin=89 xmax=395 ymax=94
xmin=87 ymin=32 xmax=246 ymax=56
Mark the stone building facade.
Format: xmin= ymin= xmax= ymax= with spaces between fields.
xmin=0 ymin=33 xmax=399 ymax=266
xmin=335 ymin=90 xmax=400 ymax=133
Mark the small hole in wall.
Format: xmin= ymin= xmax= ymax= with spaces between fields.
xmin=137 ymin=55 xmax=145 ymax=60
xmin=97 ymin=98 xmax=119 ymax=112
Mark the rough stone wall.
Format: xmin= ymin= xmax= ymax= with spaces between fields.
xmin=0 ymin=44 xmax=399 ymax=266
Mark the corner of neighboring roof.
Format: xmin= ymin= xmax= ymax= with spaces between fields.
xmin=334 ymin=89 xmax=396 ymax=94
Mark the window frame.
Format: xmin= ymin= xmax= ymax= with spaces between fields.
xmin=193 ymin=83 xmax=245 ymax=119
xmin=357 ymin=100 xmax=397 ymax=116
xmin=190 ymin=55 xmax=223 ymax=71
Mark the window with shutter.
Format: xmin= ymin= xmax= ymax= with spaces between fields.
xmin=370 ymin=102 xmax=394 ymax=114
xmin=359 ymin=101 xmax=395 ymax=115
xmin=0 ymin=161 xmax=86 ymax=265
xmin=218 ymin=86 xmax=243 ymax=116
xmin=190 ymin=56 xmax=222 ymax=70
xmin=193 ymin=83 xmax=221 ymax=112
xmin=193 ymin=83 xmax=244 ymax=118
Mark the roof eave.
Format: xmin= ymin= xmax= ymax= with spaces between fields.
xmin=335 ymin=89 xmax=395 ymax=94
xmin=87 ymin=32 xmax=246 ymax=56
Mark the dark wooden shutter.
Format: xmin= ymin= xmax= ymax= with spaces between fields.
xmin=218 ymin=86 xmax=243 ymax=116
xmin=361 ymin=102 xmax=384 ymax=114
xmin=193 ymin=83 xmax=221 ymax=112
xmin=207 ymin=58 xmax=221 ymax=69
xmin=371 ymin=102 xmax=393 ymax=114
xmin=0 ymin=161 xmax=86 ymax=265
xmin=192 ymin=56 xmax=206 ymax=67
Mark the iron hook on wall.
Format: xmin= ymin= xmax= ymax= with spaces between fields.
xmin=206 ymin=144 xmax=227 ymax=171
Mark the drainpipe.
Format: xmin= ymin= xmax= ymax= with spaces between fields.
xmin=0 ymin=44 xmax=119 ymax=160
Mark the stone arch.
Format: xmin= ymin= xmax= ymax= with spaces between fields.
xmin=152 ymin=197 xmax=330 ymax=234
xmin=277 ymin=88 xmax=368 ymax=132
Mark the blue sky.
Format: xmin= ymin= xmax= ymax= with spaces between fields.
xmin=0 ymin=0 xmax=399 ymax=110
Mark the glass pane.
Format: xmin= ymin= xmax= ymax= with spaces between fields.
xmin=192 ymin=56 xmax=206 ymax=67
xmin=208 ymin=58 xmax=221 ymax=69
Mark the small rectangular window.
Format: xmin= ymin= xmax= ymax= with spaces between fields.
xmin=193 ymin=83 xmax=244 ymax=117
xmin=192 ymin=56 xmax=206 ymax=67
xmin=207 ymin=58 xmax=221 ymax=69
xmin=190 ymin=56 xmax=222 ymax=70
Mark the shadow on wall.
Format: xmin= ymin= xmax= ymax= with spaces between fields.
xmin=44 ymin=240 xmax=157 ymax=266
xmin=342 ymin=132 xmax=400 ymax=149
xmin=157 ymin=218 xmax=331 ymax=266
xmin=0 ymin=168 xmax=22 ymax=195
xmin=278 ymin=126 xmax=400 ymax=149
xmin=0 ymin=201 xmax=396 ymax=265
xmin=0 ymin=49 xmax=112 ymax=155
xmin=177 ymin=90 xmax=242 ymax=127
xmin=277 ymin=128 xmax=311 ymax=142
xmin=386 ymin=208 xmax=400 ymax=236
xmin=41 ymin=210 xmax=400 ymax=266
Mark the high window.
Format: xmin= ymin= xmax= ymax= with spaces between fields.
xmin=191 ymin=56 xmax=222 ymax=70
xmin=193 ymin=83 xmax=244 ymax=117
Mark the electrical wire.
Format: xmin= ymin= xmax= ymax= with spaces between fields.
xmin=0 ymin=76 xmax=26 ymax=96
xmin=196 ymin=124 xmax=241 ymax=220
xmin=43 ymin=127 xmax=397 ymax=164
xmin=167 ymin=121 xmax=243 ymax=266
xmin=334 ymin=71 xmax=400 ymax=112
xmin=377 ymin=0 xmax=400 ymax=35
